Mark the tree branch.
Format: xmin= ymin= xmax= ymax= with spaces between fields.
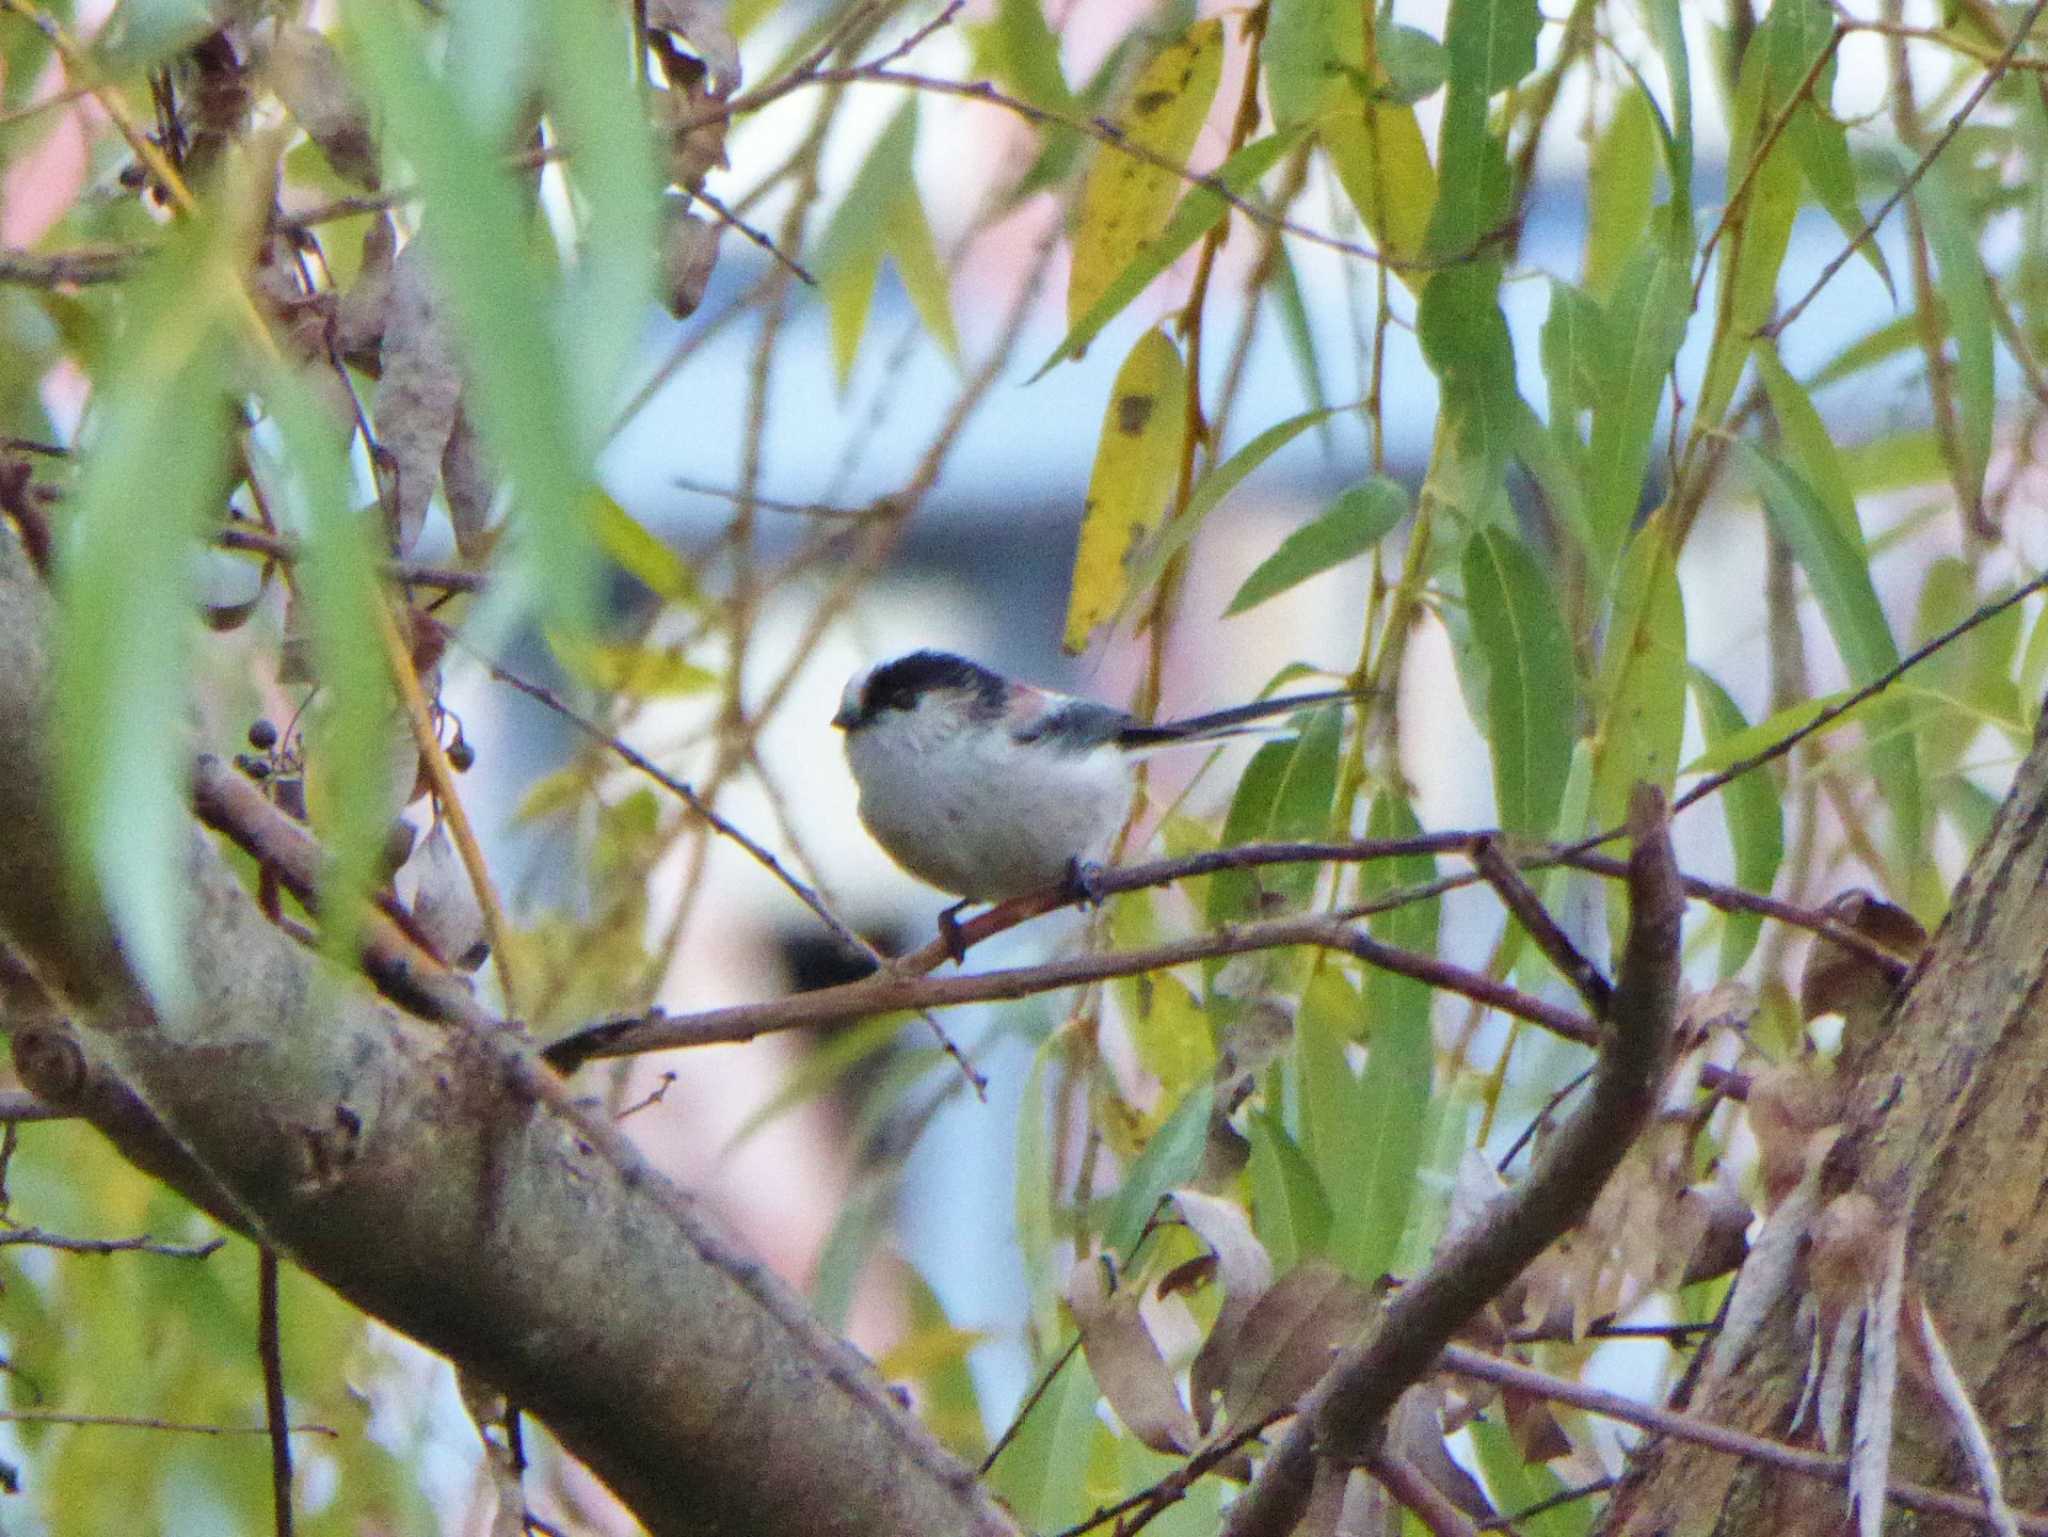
xmin=0 ymin=530 xmax=1017 ymax=1537
xmin=1222 ymin=786 xmax=1683 ymax=1537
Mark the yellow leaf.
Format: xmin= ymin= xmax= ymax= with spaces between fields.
xmin=548 ymin=633 xmax=719 ymax=696
xmin=1066 ymin=18 xmax=1225 ymax=326
xmin=1064 ymin=329 xmax=1188 ymax=653
xmin=1317 ymin=17 xmax=1437 ymax=290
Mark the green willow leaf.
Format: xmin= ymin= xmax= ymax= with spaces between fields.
xmin=348 ymin=0 xmax=597 ymax=638
xmin=54 ymin=214 xmax=237 ymax=1011
xmin=1463 ymin=526 xmax=1576 ymax=835
xmin=1226 ymin=478 xmax=1406 ymax=616
xmin=1689 ymin=667 xmax=1783 ymax=974
xmin=1915 ymin=157 xmax=1994 ymax=517
xmin=1740 ymin=443 xmax=1922 ymax=875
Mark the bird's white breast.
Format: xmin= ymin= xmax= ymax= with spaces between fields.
xmin=845 ymin=699 xmax=1133 ymax=901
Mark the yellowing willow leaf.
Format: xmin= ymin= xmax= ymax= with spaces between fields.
xmin=1063 ymin=329 xmax=1187 ymax=652
xmin=1066 ymin=17 xmax=1224 ymax=327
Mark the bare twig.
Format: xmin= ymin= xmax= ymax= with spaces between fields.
xmin=0 ymin=1408 xmax=336 ymax=1437
xmin=0 ymin=245 xmax=136 ymax=286
xmin=0 ymin=1225 xmax=223 ymax=1258
xmin=1471 ymin=837 xmax=1612 ymax=1016
xmin=1766 ymin=0 xmax=2048 ymax=338
xmin=1439 ymin=1344 xmax=2048 ymax=1535
xmin=691 ymin=186 xmax=816 ymax=285
xmin=258 ymin=1248 xmax=295 ymax=1537
xmin=1222 ymin=787 xmax=1682 ymax=1537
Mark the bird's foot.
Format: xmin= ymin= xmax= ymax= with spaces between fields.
xmin=937 ymin=899 xmax=975 ymax=965
xmin=1064 ymin=858 xmax=1110 ymax=909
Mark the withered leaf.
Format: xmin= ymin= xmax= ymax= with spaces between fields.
xmin=1175 ymin=1188 xmax=1274 ymax=1433
xmin=1390 ymin=1383 xmax=1498 ymax=1518
xmin=372 ymin=241 xmax=463 ymax=555
xmin=662 ymin=206 xmax=721 ymax=319
xmin=1064 ymin=1254 xmax=1198 ymax=1455
xmin=1799 ymin=889 xmax=1926 ymax=1029
xmin=647 ymin=0 xmax=741 ymax=94
xmin=440 ymin=407 xmax=497 ymax=562
xmin=1221 ymin=1261 xmax=1371 ymax=1430
xmin=412 ymin=819 xmax=490 ymax=972
xmin=270 ymin=22 xmax=378 ymax=188
xmin=334 ymin=214 xmax=397 ymax=366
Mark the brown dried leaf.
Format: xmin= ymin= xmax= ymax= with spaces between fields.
xmin=1175 ymin=1188 xmax=1274 ymax=1433
xmin=270 ymin=21 xmax=378 ymax=188
xmin=647 ymin=0 xmax=741 ymax=93
xmin=1391 ymin=1383 xmax=1498 ymax=1517
xmin=1222 ymin=1261 xmax=1372 ymax=1430
xmin=412 ymin=819 xmax=490 ymax=972
xmin=1747 ymin=1059 xmax=1846 ymax=1209
xmin=1692 ymin=1124 xmax=1839 ymax=1406
xmin=334 ymin=214 xmax=397 ymax=366
xmin=440 ymin=407 xmax=497 ymax=562
xmin=372 ymin=241 xmax=463 ymax=555
xmin=662 ymin=207 xmax=721 ymax=319
xmin=1064 ymin=1254 xmax=1197 ymax=1455
xmin=1799 ymin=889 xmax=1927 ymax=1027
xmin=652 ymin=37 xmax=731 ymax=193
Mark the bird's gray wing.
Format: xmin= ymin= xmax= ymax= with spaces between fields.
xmin=1011 ymin=698 xmax=1135 ymax=752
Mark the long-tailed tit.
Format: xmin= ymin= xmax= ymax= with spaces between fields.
xmin=832 ymin=650 xmax=1350 ymax=915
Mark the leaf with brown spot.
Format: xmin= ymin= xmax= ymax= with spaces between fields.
xmin=1066 ymin=18 xmax=1224 ymax=327
xmin=1063 ymin=328 xmax=1186 ymax=652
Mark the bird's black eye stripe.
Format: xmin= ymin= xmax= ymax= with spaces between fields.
xmin=860 ymin=651 xmax=1008 ymax=719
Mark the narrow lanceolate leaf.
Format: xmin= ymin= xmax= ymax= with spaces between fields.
xmin=1343 ymin=795 xmax=1438 ymax=1282
xmin=1227 ymin=478 xmax=1407 ymax=616
xmin=1463 ymin=527 xmax=1575 ymax=835
xmin=1040 ymin=128 xmax=1305 ymax=372
xmin=1690 ymin=668 xmax=1783 ymax=974
xmin=1247 ymin=1109 xmax=1333 ymax=1271
xmin=1640 ymin=0 xmax=1694 ymax=241
xmin=348 ymin=2 xmax=597 ymax=638
xmin=1206 ymin=704 xmax=1341 ymax=926
xmin=1756 ymin=344 xmax=1857 ymax=541
xmin=1066 ymin=18 xmax=1224 ymax=326
xmin=1428 ymin=0 xmax=1537 ymax=256
xmin=1696 ymin=20 xmax=1801 ymax=430
xmin=1914 ymin=157 xmax=1994 ymax=519
xmin=813 ymin=103 xmax=920 ymax=385
xmin=1064 ymin=329 xmax=1187 ymax=652
xmin=1117 ymin=402 xmax=1344 ymax=626
xmin=1741 ymin=444 xmax=1922 ymax=874
xmin=1320 ymin=65 xmax=1439 ymax=284
xmin=54 ymin=215 xmax=236 ymax=1011
xmin=1065 ymin=1258 xmax=1198 ymax=1454
xmin=544 ymin=0 xmax=661 ymax=444
xmin=1585 ymin=240 xmax=1688 ymax=579
xmin=986 ymin=1341 xmax=1100 ymax=1530
xmin=1102 ymin=1080 xmax=1215 ymax=1258
xmin=1585 ymin=87 xmax=1655 ymax=298
xmin=267 ymin=370 xmax=392 ymax=967
xmin=1419 ymin=259 xmax=1520 ymax=524
xmin=1591 ymin=523 xmax=1688 ymax=844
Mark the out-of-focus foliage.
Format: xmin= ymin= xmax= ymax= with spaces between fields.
xmin=1 ymin=0 xmax=2044 ymax=1529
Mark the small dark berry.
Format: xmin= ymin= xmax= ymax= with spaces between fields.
xmin=248 ymin=717 xmax=279 ymax=750
xmin=233 ymin=753 xmax=272 ymax=780
xmin=447 ymin=739 xmax=476 ymax=772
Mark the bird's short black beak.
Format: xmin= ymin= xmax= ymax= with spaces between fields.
xmin=831 ymin=702 xmax=860 ymax=730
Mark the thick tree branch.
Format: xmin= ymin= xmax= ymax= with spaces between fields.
xmin=0 ymin=531 xmax=1016 ymax=1537
xmin=1223 ymin=786 xmax=1683 ymax=1537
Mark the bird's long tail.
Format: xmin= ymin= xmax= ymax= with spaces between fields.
xmin=1115 ymin=688 xmax=1356 ymax=747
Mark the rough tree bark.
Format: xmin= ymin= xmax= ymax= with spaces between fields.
xmin=0 ymin=527 xmax=1019 ymax=1537
xmin=1600 ymin=714 xmax=2048 ymax=1533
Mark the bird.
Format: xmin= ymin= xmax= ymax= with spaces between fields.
xmin=832 ymin=649 xmax=1352 ymax=924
